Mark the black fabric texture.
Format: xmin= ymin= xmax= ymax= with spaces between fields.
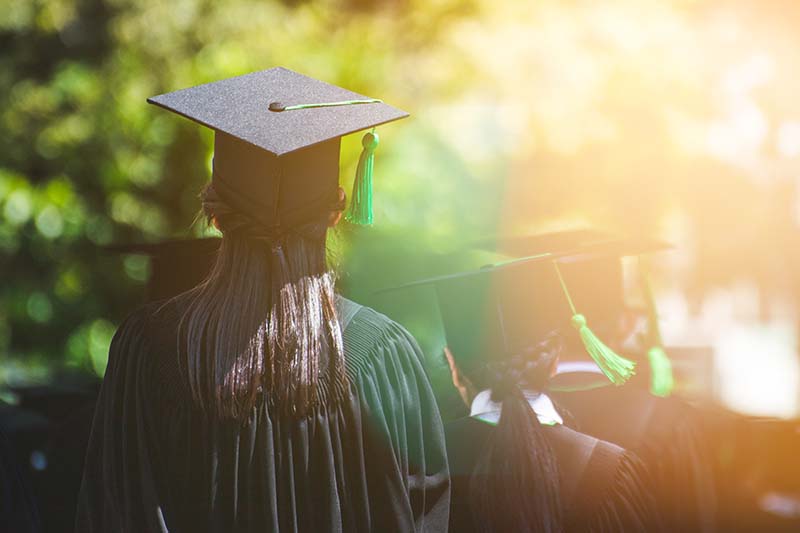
xmin=551 ymin=384 xmax=717 ymax=532
xmin=445 ymin=418 xmax=662 ymax=532
xmin=75 ymin=297 xmax=450 ymax=532
xmin=210 ymin=132 xmax=341 ymax=230
xmin=0 ymin=427 xmax=41 ymax=533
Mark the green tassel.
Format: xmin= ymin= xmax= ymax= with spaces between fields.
xmin=571 ymin=314 xmax=636 ymax=385
xmin=345 ymin=130 xmax=379 ymax=226
xmin=639 ymin=257 xmax=675 ymax=397
xmin=647 ymin=345 xmax=674 ymax=397
xmin=553 ymin=261 xmax=636 ymax=386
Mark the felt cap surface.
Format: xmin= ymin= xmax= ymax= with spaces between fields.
xmin=147 ymin=67 xmax=408 ymax=156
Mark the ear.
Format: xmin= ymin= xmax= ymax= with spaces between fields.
xmin=328 ymin=187 xmax=346 ymax=227
xmin=548 ymin=353 xmax=560 ymax=378
xmin=444 ymin=347 xmax=477 ymax=408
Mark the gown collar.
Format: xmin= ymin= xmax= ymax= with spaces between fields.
xmin=470 ymin=389 xmax=563 ymax=426
xmin=555 ymin=360 xmax=605 ymax=376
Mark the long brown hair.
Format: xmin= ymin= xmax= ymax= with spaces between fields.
xmin=177 ymin=184 xmax=348 ymax=420
xmin=464 ymin=335 xmax=564 ymax=532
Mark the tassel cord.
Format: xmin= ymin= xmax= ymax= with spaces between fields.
xmin=639 ymin=257 xmax=675 ymax=396
xmin=638 ymin=257 xmax=664 ymax=346
xmin=552 ymin=261 xmax=636 ymax=385
xmin=552 ymin=261 xmax=579 ymax=316
xmin=283 ymin=98 xmax=382 ymax=111
xmin=647 ymin=346 xmax=674 ymax=397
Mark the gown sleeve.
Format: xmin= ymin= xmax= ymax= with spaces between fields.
xmin=74 ymin=307 xmax=169 ymax=533
xmin=349 ymin=317 xmax=450 ymax=532
xmin=639 ymin=403 xmax=717 ymax=533
xmin=586 ymin=450 xmax=665 ymax=533
xmin=552 ymin=385 xmax=717 ymax=532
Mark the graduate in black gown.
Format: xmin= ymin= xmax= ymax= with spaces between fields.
xmin=76 ymin=68 xmax=450 ymax=532
xmin=393 ymin=254 xmax=662 ymax=532
xmin=491 ymin=231 xmax=717 ymax=532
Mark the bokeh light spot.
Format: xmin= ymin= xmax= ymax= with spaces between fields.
xmin=35 ymin=205 xmax=65 ymax=239
xmin=29 ymin=450 xmax=47 ymax=471
xmin=123 ymin=254 xmax=151 ymax=282
xmin=54 ymin=266 xmax=85 ymax=302
xmin=26 ymin=292 xmax=53 ymax=324
xmin=85 ymin=215 xmax=114 ymax=245
xmin=4 ymin=189 xmax=33 ymax=225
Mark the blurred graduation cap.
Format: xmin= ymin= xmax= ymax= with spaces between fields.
xmin=148 ymin=67 xmax=408 ymax=228
xmin=472 ymin=228 xmax=612 ymax=257
xmin=483 ymin=230 xmax=675 ymax=396
xmin=476 ymin=228 xmax=670 ymax=260
xmin=548 ymin=235 xmax=671 ymax=320
xmin=106 ymin=238 xmax=221 ymax=302
xmin=384 ymin=246 xmax=638 ymax=387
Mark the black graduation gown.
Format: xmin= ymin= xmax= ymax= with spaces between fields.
xmin=0 ymin=427 xmax=41 ymax=533
xmin=550 ymin=372 xmax=716 ymax=533
xmin=75 ymin=297 xmax=450 ymax=532
xmin=446 ymin=418 xmax=662 ymax=532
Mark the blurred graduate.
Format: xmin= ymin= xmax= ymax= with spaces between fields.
xmin=392 ymin=252 xmax=664 ymax=532
xmin=488 ymin=230 xmax=717 ymax=532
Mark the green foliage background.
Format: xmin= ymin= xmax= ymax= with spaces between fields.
xmin=0 ymin=0 xmax=492 ymax=390
xmin=4 ymin=0 xmax=800 ymax=415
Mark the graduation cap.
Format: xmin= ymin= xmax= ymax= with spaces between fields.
xmin=105 ymin=238 xmax=221 ymax=302
xmin=472 ymin=228 xmax=612 ymax=257
xmin=148 ymin=67 xmax=409 ymax=228
xmin=385 ymin=248 xmax=637 ymax=387
xmin=488 ymin=230 xmax=675 ymax=395
xmin=471 ymin=229 xmax=672 ymax=321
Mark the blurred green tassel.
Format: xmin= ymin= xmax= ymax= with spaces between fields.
xmin=345 ymin=130 xmax=379 ymax=226
xmin=571 ymin=313 xmax=637 ymax=385
xmin=639 ymin=256 xmax=675 ymax=397
xmin=554 ymin=262 xmax=636 ymax=385
xmin=647 ymin=346 xmax=674 ymax=397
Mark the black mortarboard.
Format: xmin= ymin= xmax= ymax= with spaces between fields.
xmin=384 ymin=253 xmax=576 ymax=384
xmin=148 ymin=67 xmax=409 ymax=228
xmin=476 ymin=228 xmax=670 ymax=260
xmin=388 ymin=233 xmax=674 ymax=386
xmin=106 ymin=238 xmax=221 ymax=302
xmin=496 ymin=232 xmax=672 ymax=326
xmin=486 ymin=230 xmax=674 ymax=393
xmin=473 ymin=228 xmax=612 ymax=257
